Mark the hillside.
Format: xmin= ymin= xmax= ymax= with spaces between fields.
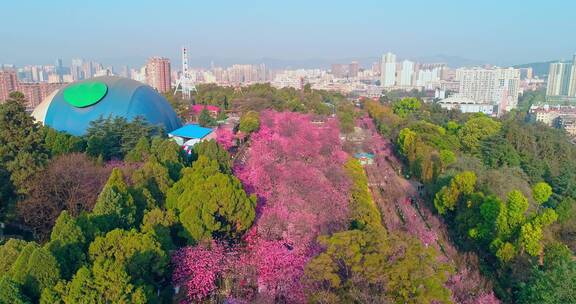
xmin=513 ymin=61 xmax=553 ymax=78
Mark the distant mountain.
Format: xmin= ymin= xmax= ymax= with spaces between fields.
xmin=513 ymin=61 xmax=553 ymax=78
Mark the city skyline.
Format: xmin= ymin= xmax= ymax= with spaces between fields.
xmin=1 ymin=1 xmax=575 ymax=67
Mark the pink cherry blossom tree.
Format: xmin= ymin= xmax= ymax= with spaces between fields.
xmin=233 ymin=111 xmax=350 ymax=302
xmin=172 ymin=242 xmax=227 ymax=302
xmin=173 ymin=111 xmax=351 ymax=303
xmin=216 ymin=127 xmax=236 ymax=151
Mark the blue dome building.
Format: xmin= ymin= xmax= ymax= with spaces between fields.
xmin=33 ymin=76 xmax=182 ymax=136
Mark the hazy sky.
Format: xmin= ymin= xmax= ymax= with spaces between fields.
xmin=1 ymin=0 xmax=575 ymax=67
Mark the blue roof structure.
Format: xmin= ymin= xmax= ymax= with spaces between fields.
xmin=33 ymin=76 xmax=182 ymax=136
xmin=354 ymin=152 xmax=375 ymax=159
xmin=169 ymin=124 xmax=213 ymax=139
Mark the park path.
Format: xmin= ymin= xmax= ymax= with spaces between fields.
xmin=356 ymin=116 xmax=459 ymax=258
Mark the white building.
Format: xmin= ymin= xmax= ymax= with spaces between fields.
xmin=456 ymin=67 xmax=520 ymax=112
xmin=416 ymin=67 xmax=442 ymax=89
xmin=438 ymin=95 xmax=494 ymax=115
xmin=399 ymin=60 xmax=414 ymax=86
xmin=546 ymin=55 xmax=576 ymax=98
xmin=380 ymin=52 xmax=396 ymax=88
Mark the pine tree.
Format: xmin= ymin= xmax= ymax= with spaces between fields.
xmin=92 ymin=169 xmax=137 ymax=230
xmin=198 ymin=108 xmax=215 ymax=127
xmin=0 ymin=275 xmax=30 ymax=304
xmin=46 ymin=211 xmax=87 ymax=279
xmin=0 ymin=92 xmax=49 ymax=195
xmin=166 ymin=156 xmax=256 ymax=243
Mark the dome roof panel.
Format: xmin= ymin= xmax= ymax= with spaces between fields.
xmin=39 ymin=76 xmax=181 ymax=136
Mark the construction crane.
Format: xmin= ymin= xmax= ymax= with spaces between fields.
xmin=173 ymin=47 xmax=196 ymax=99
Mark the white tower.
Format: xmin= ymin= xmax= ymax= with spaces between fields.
xmin=380 ymin=52 xmax=397 ymax=88
xmin=174 ymin=47 xmax=196 ymax=99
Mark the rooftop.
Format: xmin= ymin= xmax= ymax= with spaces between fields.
xmin=354 ymin=152 xmax=375 ymax=159
xmin=439 ymin=95 xmax=478 ymax=104
xmin=168 ymin=124 xmax=213 ymax=139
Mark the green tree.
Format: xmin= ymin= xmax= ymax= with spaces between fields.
xmin=385 ymin=233 xmax=453 ymax=303
xmin=0 ymin=239 xmax=28 ymax=274
xmin=533 ymin=208 xmax=558 ymax=227
xmin=439 ymin=149 xmax=456 ymax=169
xmin=0 ymin=275 xmax=31 ymax=304
xmin=88 ymin=229 xmax=167 ymax=298
xmin=392 ymin=97 xmax=421 ymax=118
xmin=0 ymin=165 xmax=13 ymax=221
xmin=475 ymin=195 xmax=506 ymax=241
xmin=125 ymin=136 xmax=151 ymax=163
xmin=344 ymin=159 xmax=382 ymax=231
xmin=532 ymin=182 xmax=553 ymax=205
xmin=543 ymin=242 xmax=573 ymax=269
xmin=140 ymin=208 xmax=177 ymax=251
xmin=121 ymin=116 xmax=156 ymax=155
xmin=336 ymin=103 xmax=355 ymax=134
xmin=434 ymin=185 xmax=460 ymax=215
xmin=166 ymin=156 xmax=256 ymax=242
xmin=149 ymin=137 xmax=186 ymax=180
xmin=305 ymin=231 xmax=453 ymax=304
xmin=85 ymin=116 xmax=157 ymax=160
xmin=305 ymin=229 xmax=387 ymax=303
xmin=88 ymin=228 xmax=168 ymax=281
xmin=91 ymin=261 xmax=148 ymax=304
xmin=131 ymin=157 xmax=173 ymax=207
xmin=43 ymin=127 xmax=85 ymax=156
xmin=59 ymin=267 xmax=100 ymax=304
xmin=458 ymin=115 xmax=501 ymax=154
xmin=519 ymin=222 xmax=543 ymax=256
xmin=434 ymin=171 xmax=476 ymax=214
xmin=8 ymin=243 xmax=61 ymax=300
xmin=238 ymin=110 xmax=260 ymax=133
xmin=0 ymin=92 xmax=49 ymax=195
xmin=495 ymin=242 xmax=516 ymax=263
xmin=481 ymin=134 xmax=521 ymax=168
xmin=46 ymin=211 xmax=87 ymax=280
xmin=92 ymin=169 xmax=137 ymax=230
xmin=506 ymin=190 xmax=529 ymax=230
xmin=192 ymin=139 xmax=232 ymax=173
xmin=198 ymin=108 xmax=215 ymax=127
xmin=397 ymin=128 xmax=418 ymax=156
xmin=163 ymin=93 xmax=189 ymax=120
xmin=518 ymin=259 xmax=576 ymax=304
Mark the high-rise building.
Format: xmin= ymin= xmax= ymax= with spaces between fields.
xmin=0 ymin=70 xmax=18 ymax=103
xmin=519 ymin=67 xmax=533 ymax=80
xmin=546 ymin=61 xmax=573 ymax=96
xmin=545 ymin=54 xmax=576 ymax=103
xmin=399 ymin=60 xmax=414 ymax=86
xmin=71 ymin=58 xmax=83 ymax=81
xmin=380 ymin=52 xmax=396 ymax=88
xmin=55 ymin=58 xmax=64 ymax=81
xmin=349 ymin=61 xmax=359 ymax=78
xmin=415 ymin=66 xmax=442 ymax=88
xmin=331 ymin=64 xmax=348 ymax=78
xmin=569 ymin=54 xmax=576 ymax=97
xmin=456 ymin=67 xmax=520 ymax=111
xmin=82 ymin=61 xmax=94 ymax=80
xmin=146 ymin=57 xmax=171 ymax=93
xmin=372 ymin=61 xmax=381 ymax=75
xmin=18 ymin=82 xmax=65 ymax=110
xmin=120 ymin=65 xmax=130 ymax=78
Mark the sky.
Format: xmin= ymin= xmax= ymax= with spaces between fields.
xmin=1 ymin=0 xmax=575 ymax=68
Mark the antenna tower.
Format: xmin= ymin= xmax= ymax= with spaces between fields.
xmin=174 ymin=47 xmax=196 ymax=99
